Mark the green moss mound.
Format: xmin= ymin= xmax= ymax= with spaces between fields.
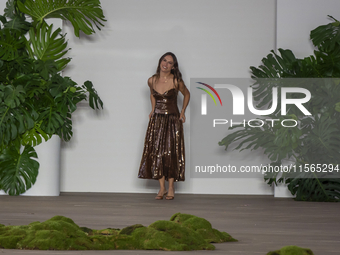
xmin=147 ymin=220 xmax=214 ymax=250
xmin=267 ymin=245 xmax=314 ymax=255
xmin=170 ymin=212 xmax=237 ymax=243
xmin=0 ymin=213 xmax=236 ymax=251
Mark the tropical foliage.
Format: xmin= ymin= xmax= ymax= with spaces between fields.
xmin=0 ymin=0 xmax=105 ymax=195
xmin=219 ymin=16 xmax=340 ymax=201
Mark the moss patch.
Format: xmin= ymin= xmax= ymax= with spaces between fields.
xmin=0 ymin=213 xmax=236 ymax=251
xmin=170 ymin=212 xmax=237 ymax=243
xmin=267 ymin=245 xmax=314 ymax=255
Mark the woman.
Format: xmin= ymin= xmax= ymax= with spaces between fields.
xmin=138 ymin=52 xmax=190 ymax=200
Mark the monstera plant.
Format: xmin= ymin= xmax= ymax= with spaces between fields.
xmin=219 ymin=16 xmax=340 ymax=202
xmin=0 ymin=0 xmax=105 ymax=195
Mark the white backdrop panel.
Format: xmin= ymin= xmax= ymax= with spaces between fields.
xmin=60 ymin=0 xmax=276 ymax=194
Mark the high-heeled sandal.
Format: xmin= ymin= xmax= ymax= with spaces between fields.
xmin=166 ymin=187 xmax=175 ymax=200
xmin=165 ymin=195 xmax=174 ymax=200
xmin=155 ymin=191 xmax=168 ymax=200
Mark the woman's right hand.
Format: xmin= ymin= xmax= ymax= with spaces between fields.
xmin=149 ymin=111 xmax=154 ymax=119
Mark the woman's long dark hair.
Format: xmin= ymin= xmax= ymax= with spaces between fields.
xmin=154 ymin=52 xmax=183 ymax=89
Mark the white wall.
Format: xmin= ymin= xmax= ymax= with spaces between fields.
xmin=1 ymin=0 xmax=339 ymax=195
xmin=60 ymin=0 xmax=276 ymax=195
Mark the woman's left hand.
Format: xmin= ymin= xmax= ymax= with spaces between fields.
xmin=179 ymin=112 xmax=186 ymax=123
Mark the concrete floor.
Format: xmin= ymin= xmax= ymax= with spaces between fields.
xmin=0 ymin=193 xmax=339 ymax=255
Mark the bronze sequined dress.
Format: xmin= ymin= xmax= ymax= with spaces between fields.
xmin=138 ymin=88 xmax=185 ymax=181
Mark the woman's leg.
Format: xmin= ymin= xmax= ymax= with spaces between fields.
xmin=156 ymin=176 xmax=167 ymax=198
xmin=166 ymin=178 xmax=175 ymax=199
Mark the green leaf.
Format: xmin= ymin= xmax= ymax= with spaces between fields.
xmin=263 ymin=161 xmax=285 ymax=185
xmin=50 ymin=74 xmax=74 ymax=97
xmin=301 ymin=116 xmax=340 ymax=162
xmin=4 ymin=85 xmax=25 ymax=108
xmin=0 ymin=104 xmax=35 ymax=146
xmin=28 ymin=22 xmax=70 ymax=71
xmin=56 ymin=112 xmax=73 ymax=141
xmin=335 ymin=102 xmax=340 ymax=112
xmin=0 ymin=56 xmax=35 ymax=84
xmin=0 ymin=84 xmax=5 ymax=103
xmin=21 ymin=121 xmax=50 ymax=147
xmin=286 ymin=174 xmax=340 ymax=202
xmin=39 ymin=106 xmax=65 ymax=135
xmin=0 ymin=145 xmax=39 ymax=196
xmin=18 ymin=0 xmax=106 ymax=37
xmin=0 ymin=28 xmax=26 ymax=61
xmin=4 ymin=0 xmax=27 ymax=20
xmin=0 ymin=15 xmax=7 ymax=30
xmin=83 ymin=80 xmax=103 ymax=109
xmin=4 ymin=0 xmax=16 ymax=19
xmin=49 ymin=75 xmax=86 ymax=114
xmin=3 ymin=15 xmax=31 ymax=33
xmin=34 ymin=59 xmax=59 ymax=80
xmin=311 ymin=15 xmax=340 ymax=52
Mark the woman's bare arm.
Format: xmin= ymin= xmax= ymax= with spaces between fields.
xmin=148 ymin=77 xmax=156 ymax=119
xmin=178 ymin=80 xmax=190 ymax=123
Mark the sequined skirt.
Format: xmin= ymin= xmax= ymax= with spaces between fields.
xmin=138 ymin=113 xmax=185 ymax=181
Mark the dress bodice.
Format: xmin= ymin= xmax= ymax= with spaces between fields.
xmin=153 ymin=88 xmax=179 ymax=115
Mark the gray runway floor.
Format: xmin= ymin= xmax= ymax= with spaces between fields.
xmin=0 ymin=193 xmax=339 ymax=255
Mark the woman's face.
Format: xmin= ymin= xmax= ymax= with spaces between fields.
xmin=160 ymin=55 xmax=174 ymax=73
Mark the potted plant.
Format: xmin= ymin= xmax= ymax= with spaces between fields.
xmin=0 ymin=0 xmax=106 ymax=195
xmin=219 ymin=16 xmax=340 ymax=202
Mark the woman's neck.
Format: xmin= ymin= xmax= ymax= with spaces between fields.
xmin=160 ymin=69 xmax=172 ymax=77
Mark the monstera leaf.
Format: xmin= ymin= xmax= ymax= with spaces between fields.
xmin=220 ymin=17 xmax=340 ymax=201
xmin=28 ymin=22 xmax=70 ymax=71
xmin=311 ymin=15 xmax=340 ymax=52
xmin=17 ymin=0 xmax=106 ymax=37
xmin=3 ymin=85 xmax=25 ymax=108
xmin=219 ymin=116 xmax=301 ymax=163
xmin=286 ymin=175 xmax=340 ymax=202
xmin=249 ymin=50 xmax=300 ymax=116
xmin=1 ymin=15 xmax=31 ymax=33
xmin=34 ymin=59 xmax=59 ymax=80
xmin=21 ymin=120 xmax=50 ymax=147
xmin=2 ymin=0 xmax=31 ymax=32
xmin=4 ymin=0 xmax=25 ymax=19
xmin=0 ymin=106 xmax=35 ymax=146
xmin=39 ymin=106 xmax=65 ymax=135
xmin=56 ymin=112 xmax=73 ymax=141
xmin=310 ymin=16 xmax=340 ymax=77
xmin=0 ymin=145 xmax=39 ymax=195
xmin=0 ymin=28 xmax=26 ymax=61
xmin=300 ymin=116 xmax=340 ymax=164
xmin=314 ymin=48 xmax=340 ymax=77
xmin=83 ymin=80 xmax=103 ymax=109
xmin=0 ymin=84 xmax=34 ymax=146
xmin=3 ymin=0 xmax=16 ymax=19
xmin=250 ymin=49 xmax=297 ymax=79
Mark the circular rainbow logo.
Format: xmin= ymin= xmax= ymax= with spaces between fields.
xmin=196 ymin=82 xmax=223 ymax=106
